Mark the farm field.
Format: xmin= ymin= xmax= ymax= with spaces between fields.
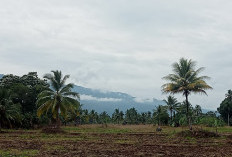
xmin=1 ymin=125 xmax=232 ymax=157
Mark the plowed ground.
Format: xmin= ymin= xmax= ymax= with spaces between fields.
xmin=0 ymin=125 xmax=232 ymax=157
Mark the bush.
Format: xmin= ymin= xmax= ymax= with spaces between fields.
xmin=199 ymin=116 xmax=225 ymax=127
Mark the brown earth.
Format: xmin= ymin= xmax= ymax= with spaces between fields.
xmin=0 ymin=126 xmax=232 ymax=157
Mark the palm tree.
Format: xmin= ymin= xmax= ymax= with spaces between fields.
xmin=99 ymin=111 xmax=111 ymax=126
xmin=119 ymin=111 xmax=124 ymax=123
xmin=163 ymin=95 xmax=179 ymax=122
xmin=153 ymin=105 xmax=163 ymax=126
xmin=36 ymin=70 xmax=80 ymax=128
xmin=89 ymin=110 xmax=98 ymax=124
xmin=162 ymin=58 xmax=212 ymax=129
xmin=112 ymin=109 xmax=120 ymax=124
xmin=0 ymin=88 xmax=21 ymax=131
xmin=194 ymin=105 xmax=202 ymax=117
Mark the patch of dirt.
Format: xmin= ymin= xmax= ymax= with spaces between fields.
xmin=0 ymin=140 xmax=43 ymax=150
xmin=177 ymin=129 xmax=220 ymax=138
xmin=0 ymin=130 xmax=8 ymax=134
xmin=41 ymin=127 xmax=66 ymax=134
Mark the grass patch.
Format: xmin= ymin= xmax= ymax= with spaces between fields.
xmin=63 ymin=125 xmax=131 ymax=134
xmin=0 ymin=149 xmax=39 ymax=157
xmin=216 ymin=127 xmax=232 ymax=133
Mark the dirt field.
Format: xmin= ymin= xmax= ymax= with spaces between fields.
xmin=1 ymin=125 xmax=232 ymax=157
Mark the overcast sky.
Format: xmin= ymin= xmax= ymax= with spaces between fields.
xmin=1 ymin=0 xmax=232 ymax=110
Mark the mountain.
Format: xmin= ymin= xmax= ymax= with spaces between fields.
xmin=0 ymin=74 xmax=3 ymax=79
xmin=72 ymin=85 xmax=165 ymax=115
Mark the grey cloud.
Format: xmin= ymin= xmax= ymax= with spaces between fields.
xmin=0 ymin=0 xmax=232 ymax=110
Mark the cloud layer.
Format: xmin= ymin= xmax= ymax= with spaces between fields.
xmin=1 ymin=0 xmax=232 ymax=110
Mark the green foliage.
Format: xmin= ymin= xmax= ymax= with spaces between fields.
xmin=21 ymin=112 xmax=40 ymax=129
xmin=112 ymin=109 xmax=124 ymax=124
xmin=138 ymin=111 xmax=153 ymax=124
xmin=0 ymin=72 xmax=48 ymax=129
xmin=99 ymin=111 xmax=111 ymax=124
xmin=125 ymin=108 xmax=139 ymax=124
xmin=0 ymin=88 xmax=22 ymax=129
xmin=179 ymin=116 xmax=188 ymax=126
xmin=218 ymin=90 xmax=232 ymax=126
xmin=153 ymin=105 xmax=169 ymax=125
xmin=163 ymin=95 xmax=179 ymax=124
xmin=199 ymin=116 xmax=225 ymax=127
xmin=194 ymin=105 xmax=202 ymax=116
xmin=89 ymin=110 xmax=99 ymax=124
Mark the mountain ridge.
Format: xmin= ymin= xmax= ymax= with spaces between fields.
xmin=72 ymin=85 xmax=164 ymax=115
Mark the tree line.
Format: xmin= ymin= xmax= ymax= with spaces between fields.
xmin=0 ymin=58 xmax=231 ymax=131
xmin=66 ymin=100 xmax=225 ymax=128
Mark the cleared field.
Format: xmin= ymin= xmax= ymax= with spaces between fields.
xmin=1 ymin=125 xmax=232 ymax=157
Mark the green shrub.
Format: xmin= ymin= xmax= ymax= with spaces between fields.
xmin=199 ymin=116 xmax=225 ymax=127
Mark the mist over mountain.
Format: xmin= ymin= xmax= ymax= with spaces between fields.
xmin=73 ymin=85 xmax=164 ymax=115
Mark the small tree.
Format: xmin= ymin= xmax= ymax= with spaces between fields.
xmin=163 ymin=95 xmax=179 ymax=123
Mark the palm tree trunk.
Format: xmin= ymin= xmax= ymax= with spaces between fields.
xmin=185 ymin=92 xmax=192 ymax=130
xmin=228 ymin=113 xmax=230 ymax=126
xmin=56 ymin=108 xmax=60 ymax=128
xmin=171 ymin=110 xmax=173 ymax=121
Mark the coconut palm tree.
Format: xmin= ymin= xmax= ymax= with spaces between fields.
xmin=162 ymin=58 xmax=212 ymax=129
xmin=112 ymin=109 xmax=121 ymax=124
xmin=119 ymin=111 xmax=124 ymax=123
xmin=36 ymin=70 xmax=80 ymax=128
xmin=153 ymin=105 xmax=164 ymax=126
xmin=163 ymin=95 xmax=179 ymax=122
xmin=194 ymin=105 xmax=202 ymax=117
xmin=0 ymin=88 xmax=21 ymax=131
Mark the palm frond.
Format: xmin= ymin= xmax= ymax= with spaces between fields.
xmin=38 ymin=89 xmax=53 ymax=95
xmin=61 ymin=75 xmax=70 ymax=87
xmin=59 ymin=83 xmax=74 ymax=93
xmin=37 ymin=99 xmax=54 ymax=117
xmin=63 ymin=92 xmax=80 ymax=99
xmin=36 ymin=96 xmax=53 ymax=106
